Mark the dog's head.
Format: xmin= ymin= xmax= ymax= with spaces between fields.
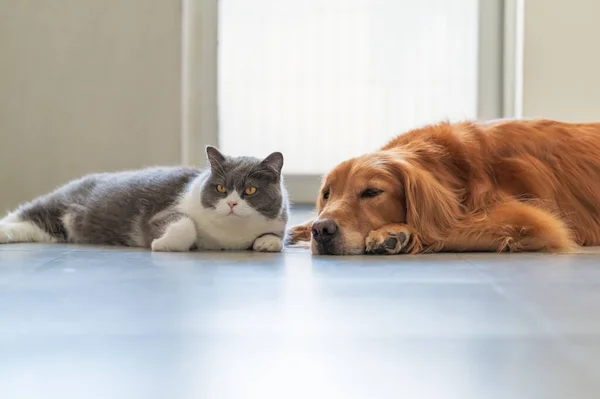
xmin=310 ymin=151 xmax=461 ymax=255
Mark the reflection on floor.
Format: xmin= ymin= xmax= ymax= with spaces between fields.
xmin=2 ymin=206 xmax=600 ymax=398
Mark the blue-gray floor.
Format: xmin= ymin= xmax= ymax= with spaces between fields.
xmin=2 ymin=209 xmax=600 ymax=398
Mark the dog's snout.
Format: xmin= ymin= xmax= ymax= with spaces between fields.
xmin=312 ymin=219 xmax=338 ymax=244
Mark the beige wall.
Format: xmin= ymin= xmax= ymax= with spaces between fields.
xmin=0 ymin=1 xmax=182 ymax=212
xmin=522 ymin=0 xmax=600 ymax=121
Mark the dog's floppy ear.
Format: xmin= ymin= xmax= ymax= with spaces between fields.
xmin=397 ymin=161 xmax=463 ymax=242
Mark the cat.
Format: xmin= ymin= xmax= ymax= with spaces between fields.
xmin=0 ymin=146 xmax=289 ymax=252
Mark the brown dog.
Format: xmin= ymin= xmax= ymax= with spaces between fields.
xmin=287 ymin=119 xmax=600 ymax=255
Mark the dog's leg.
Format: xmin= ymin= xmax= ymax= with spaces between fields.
xmin=442 ymin=201 xmax=577 ymax=253
xmin=366 ymin=202 xmax=576 ymax=254
xmin=285 ymin=218 xmax=315 ymax=246
xmin=365 ymin=224 xmax=422 ymax=254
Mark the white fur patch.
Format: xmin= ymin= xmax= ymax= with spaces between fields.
xmin=177 ymin=177 xmax=286 ymax=250
xmin=59 ymin=212 xmax=77 ymax=242
xmin=0 ymin=217 xmax=57 ymax=244
xmin=1 ymin=213 xmax=21 ymax=223
xmin=252 ymin=234 xmax=283 ymax=252
xmin=212 ymin=191 xmax=258 ymax=219
xmin=151 ymin=216 xmax=196 ymax=252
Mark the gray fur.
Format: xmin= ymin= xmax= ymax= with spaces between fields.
xmin=201 ymin=147 xmax=288 ymax=222
xmin=11 ymin=148 xmax=289 ymax=248
xmin=17 ymin=167 xmax=200 ymax=246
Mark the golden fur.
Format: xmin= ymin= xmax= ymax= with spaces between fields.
xmin=288 ymin=119 xmax=600 ymax=255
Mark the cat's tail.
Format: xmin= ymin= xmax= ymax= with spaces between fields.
xmin=0 ymin=213 xmax=57 ymax=244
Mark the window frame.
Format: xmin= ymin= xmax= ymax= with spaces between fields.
xmin=182 ymin=0 xmax=510 ymax=204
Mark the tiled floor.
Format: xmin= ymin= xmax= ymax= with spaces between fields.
xmin=2 ymin=208 xmax=600 ymax=398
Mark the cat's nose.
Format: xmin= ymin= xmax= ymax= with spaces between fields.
xmin=227 ymin=201 xmax=238 ymax=209
xmin=311 ymin=219 xmax=338 ymax=244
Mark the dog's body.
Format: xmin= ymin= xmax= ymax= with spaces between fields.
xmin=288 ymin=119 xmax=600 ymax=255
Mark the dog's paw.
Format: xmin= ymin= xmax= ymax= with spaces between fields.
xmin=285 ymin=221 xmax=313 ymax=245
xmin=253 ymin=235 xmax=283 ymax=252
xmin=365 ymin=225 xmax=412 ymax=255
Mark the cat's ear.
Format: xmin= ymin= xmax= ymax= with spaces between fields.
xmin=261 ymin=152 xmax=284 ymax=174
xmin=206 ymin=146 xmax=226 ymax=169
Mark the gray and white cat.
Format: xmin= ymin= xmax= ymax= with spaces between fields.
xmin=0 ymin=147 xmax=289 ymax=252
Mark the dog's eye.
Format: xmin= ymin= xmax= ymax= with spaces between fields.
xmin=323 ymin=190 xmax=330 ymax=201
xmin=360 ymin=188 xmax=383 ymax=198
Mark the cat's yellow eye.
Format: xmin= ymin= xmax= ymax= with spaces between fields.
xmin=244 ymin=186 xmax=257 ymax=196
xmin=216 ymin=184 xmax=227 ymax=193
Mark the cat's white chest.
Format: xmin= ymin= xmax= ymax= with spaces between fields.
xmin=177 ymin=189 xmax=285 ymax=250
xmin=195 ymin=217 xmax=281 ymax=250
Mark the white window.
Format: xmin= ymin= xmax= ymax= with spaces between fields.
xmin=213 ymin=0 xmax=502 ymax=201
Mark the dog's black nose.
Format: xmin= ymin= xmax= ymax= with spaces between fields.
xmin=312 ymin=219 xmax=338 ymax=244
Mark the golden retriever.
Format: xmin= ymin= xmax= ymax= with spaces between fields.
xmin=287 ymin=119 xmax=600 ymax=255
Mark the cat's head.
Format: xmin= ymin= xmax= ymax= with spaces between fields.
xmin=200 ymin=146 xmax=286 ymax=220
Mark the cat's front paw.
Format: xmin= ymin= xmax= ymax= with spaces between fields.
xmin=252 ymin=234 xmax=283 ymax=252
xmin=151 ymin=237 xmax=191 ymax=252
